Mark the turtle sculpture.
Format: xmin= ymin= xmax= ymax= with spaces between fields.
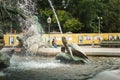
xmin=56 ymin=37 xmax=89 ymax=63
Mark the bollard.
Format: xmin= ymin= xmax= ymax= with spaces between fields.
xmin=92 ymin=41 xmax=94 ymax=48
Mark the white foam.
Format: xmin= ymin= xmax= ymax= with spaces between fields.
xmin=10 ymin=61 xmax=69 ymax=70
xmin=9 ymin=55 xmax=69 ymax=70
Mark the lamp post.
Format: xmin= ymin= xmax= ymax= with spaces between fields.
xmin=97 ymin=16 xmax=102 ymax=34
xmin=47 ymin=16 xmax=51 ymax=34
xmin=47 ymin=16 xmax=51 ymax=44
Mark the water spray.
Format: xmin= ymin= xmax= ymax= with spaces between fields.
xmin=48 ymin=0 xmax=63 ymax=34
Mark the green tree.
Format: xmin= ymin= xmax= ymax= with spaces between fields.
xmin=102 ymin=0 xmax=120 ymax=32
xmin=67 ymin=0 xmax=99 ymax=33
xmin=52 ymin=10 xmax=72 ymax=32
xmin=63 ymin=18 xmax=83 ymax=33
xmin=1 ymin=0 xmax=120 ymax=33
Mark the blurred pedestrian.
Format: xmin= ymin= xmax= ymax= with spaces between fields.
xmin=52 ymin=38 xmax=57 ymax=48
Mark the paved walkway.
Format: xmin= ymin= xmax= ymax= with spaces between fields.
xmin=79 ymin=46 xmax=120 ymax=56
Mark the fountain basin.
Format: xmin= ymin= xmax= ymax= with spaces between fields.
xmin=35 ymin=48 xmax=60 ymax=56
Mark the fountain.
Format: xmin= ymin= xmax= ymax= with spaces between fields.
xmin=15 ymin=0 xmax=61 ymax=56
xmin=1 ymin=0 xmax=120 ymax=80
xmin=15 ymin=0 xmax=88 ymax=62
xmin=0 ymin=0 xmax=88 ymax=73
xmin=0 ymin=0 xmax=63 ymax=77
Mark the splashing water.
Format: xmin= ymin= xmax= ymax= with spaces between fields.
xmin=8 ymin=0 xmax=65 ymax=70
xmin=17 ymin=0 xmax=43 ymax=35
xmin=17 ymin=0 xmax=36 ymax=16
xmin=17 ymin=0 xmax=63 ymax=52
xmin=9 ymin=55 xmax=69 ymax=70
xmin=16 ymin=0 xmax=44 ymax=55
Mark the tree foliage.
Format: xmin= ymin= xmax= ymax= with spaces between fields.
xmin=0 ymin=0 xmax=120 ymax=33
xmin=65 ymin=0 xmax=120 ymax=33
xmin=63 ymin=18 xmax=83 ymax=33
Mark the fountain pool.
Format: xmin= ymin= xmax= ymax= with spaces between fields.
xmin=1 ymin=54 xmax=120 ymax=80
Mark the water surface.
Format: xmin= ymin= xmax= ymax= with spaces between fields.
xmin=3 ymin=55 xmax=120 ymax=80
